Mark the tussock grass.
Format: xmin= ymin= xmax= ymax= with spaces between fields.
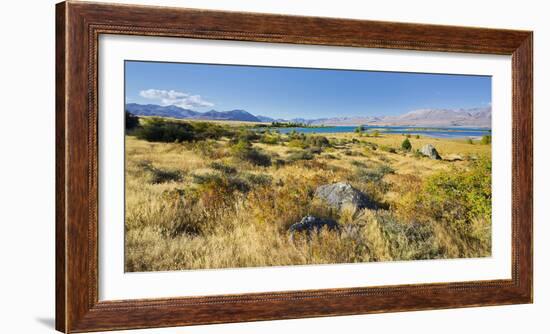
xmin=125 ymin=122 xmax=492 ymax=272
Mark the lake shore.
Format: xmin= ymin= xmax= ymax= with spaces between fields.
xmin=257 ymin=125 xmax=491 ymax=139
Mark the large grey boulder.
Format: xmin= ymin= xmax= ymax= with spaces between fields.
xmin=288 ymin=215 xmax=339 ymax=240
xmin=419 ymin=144 xmax=442 ymax=160
xmin=314 ymin=182 xmax=375 ymax=210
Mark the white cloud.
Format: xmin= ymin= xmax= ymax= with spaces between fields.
xmin=139 ymin=89 xmax=214 ymax=109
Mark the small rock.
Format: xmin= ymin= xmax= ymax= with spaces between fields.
xmin=419 ymin=144 xmax=442 ymax=160
xmin=288 ymin=215 xmax=339 ymax=240
xmin=315 ymin=182 xmax=375 ymax=210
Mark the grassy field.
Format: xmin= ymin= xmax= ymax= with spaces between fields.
xmin=124 ymin=117 xmax=492 ymax=272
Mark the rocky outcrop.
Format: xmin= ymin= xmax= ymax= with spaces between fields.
xmin=419 ymin=144 xmax=442 ymax=160
xmin=314 ymin=182 xmax=375 ymax=210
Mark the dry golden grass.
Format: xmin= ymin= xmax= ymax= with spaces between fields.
xmin=125 ymin=129 xmax=491 ymax=272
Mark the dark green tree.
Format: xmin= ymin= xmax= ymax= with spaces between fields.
xmin=125 ymin=111 xmax=139 ymax=130
xmin=401 ymin=138 xmax=412 ymax=152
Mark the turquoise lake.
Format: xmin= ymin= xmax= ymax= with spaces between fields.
xmin=262 ymin=126 xmax=491 ymax=139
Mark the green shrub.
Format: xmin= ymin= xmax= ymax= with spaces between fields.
xmin=287 ymin=150 xmax=314 ymax=162
xmin=191 ymin=140 xmax=226 ymax=159
xmin=135 ymin=118 xmax=194 ymax=142
xmin=355 ymin=164 xmax=395 ymax=182
xmin=231 ymin=140 xmax=271 ymax=167
xmin=377 ymin=164 xmax=395 ymax=175
xmin=401 ymin=138 xmax=412 ymax=152
xmin=389 ymin=157 xmax=492 ymax=258
xmin=329 ymin=139 xmax=340 ymax=146
xmin=139 ymin=161 xmax=183 ymax=184
xmin=287 ymin=130 xmax=305 ymax=141
xmin=245 ymin=149 xmax=272 ymax=167
xmin=419 ymin=157 xmax=491 ymax=233
xmin=481 ymin=135 xmax=491 ymax=145
xmin=151 ymin=169 xmax=182 ymax=184
xmin=231 ymin=139 xmax=251 ymax=154
xmin=260 ymin=133 xmax=279 ymax=145
xmin=305 ymin=135 xmax=330 ymax=148
xmin=351 ymin=160 xmax=368 ymax=168
xmin=193 ymin=171 xmax=272 ymax=196
xmin=134 ymin=118 xmax=232 ymax=143
xmin=466 ymin=138 xmax=474 ymax=144
xmin=270 ymin=121 xmax=308 ymax=128
xmin=242 ymin=173 xmax=273 ymax=186
xmin=193 ymin=173 xmax=250 ymax=193
xmin=191 ymin=122 xmax=231 ymax=140
xmin=287 ymin=139 xmax=307 ymax=148
xmin=210 ymin=162 xmax=237 ymax=175
xmin=235 ymin=129 xmax=261 ymax=142
xmin=287 ymin=135 xmax=330 ymax=151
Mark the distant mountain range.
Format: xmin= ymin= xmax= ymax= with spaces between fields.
xmin=379 ymin=107 xmax=492 ymax=127
xmin=125 ymin=103 xmax=491 ymax=128
xmin=125 ymin=103 xmax=260 ymax=122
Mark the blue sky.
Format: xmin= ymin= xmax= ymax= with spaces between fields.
xmin=125 ymin=60 xmax=491 ymax=119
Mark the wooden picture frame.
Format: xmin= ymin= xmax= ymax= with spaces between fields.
xmin=56 ymin=1 xmax=533 ymax=332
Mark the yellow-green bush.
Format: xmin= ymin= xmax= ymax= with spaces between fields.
xmin=393 ymin=157 xmax=491 ymax=257
xmin=230 ymin=140 xmax=272 ymax=166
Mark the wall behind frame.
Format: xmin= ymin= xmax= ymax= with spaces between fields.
xmin=0 ymin=0 xmax=546 ymax=333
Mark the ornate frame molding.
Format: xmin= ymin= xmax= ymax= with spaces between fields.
xmin=56 ymin=1 xmax=532 ymax=332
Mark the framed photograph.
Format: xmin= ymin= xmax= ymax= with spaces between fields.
xmin=56 ymin=1 xmax=532 ymax=332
